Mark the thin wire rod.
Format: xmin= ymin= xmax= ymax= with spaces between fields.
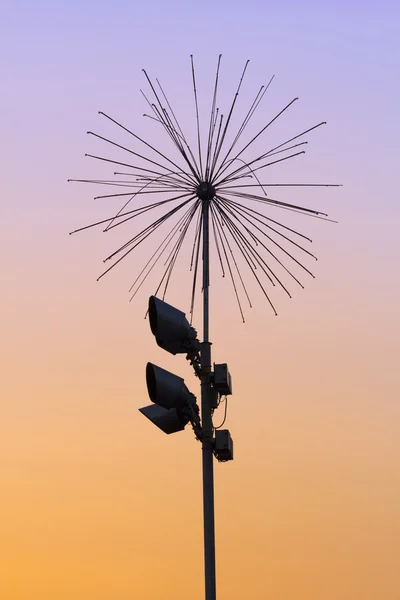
xmin=215 ymin=200 xmax=291 ymax=294
xmin=260 ymin=121 xmax=327 ymax=159
xmin=211 ymin=203 xmax=254 ymax=316
xmin=97 ymin=112 xmax=197 ymax=185
xmin=69 ymin=194 xmax=191 ymax=236
xmin=215 ymin=121 xmax=327 ymax=185
xmin=161 ymin=203 xmax=199 ymax=301
xmin=155 ymin=102 xmax=202 ymax=182
xmin=100 ymin=199 xmax=194 ymax=263
xmin=256 ymin=141 xmax=308 ymax=160
xmin=163 ymin=202 xmax=199 ymax=266
xmin=223 ymin=190 xmax=338 ymax=222
xmin=103 ymin=192 xmax=193 ymax=234
xmin=141 ymin=89 xmax=194 ymax=167
xmin=206 ymin=107 xmax=219 ymax=180
xmin=106 ymin=103 xmax=187 ymax=166
xmin=213 ymin=202 xmax=258 ymax=298
xmin=114 ymin=171 xmax=192 ymax=187
xmin=215 ymin=202 xmax=292 ymax=304
xmin=135 ymin=173 xmax=193 ymax=186
xmin=141 ymin=90 xmax=191 ymax=161
xmin=104 ymin=194 xmax=194 ymax=244
xmin=214 ymin=200 xmax=278 ymax=289
xmin=212 ymin=97 xmax=298 ymax=182
xmin=143 ymin=109 xmax=197 ymax=164
xmin=92 ymin=188 xmax=191 ymax=199
xmin=209 ymin=59 xmax=250 ymax=181
xmin=130 ymin=202 xmax=200 ymax=301
xmin=216 ymin=141 xmax=309 ymax=191
xmin=103 ymin=213 xmax=178 ymax=265
xmin=217 ymin=196 xmax=315 ymax=279
xmin=68 ymin=178 xmax=185 ymax=189
xmin=209 ymin=113 xmax=224 ymax=177
xmin=155 ymin=79 xmax=192 ymax=146
xmin=142 ymin=69 xmax=201 ymax=182
xmin=205 ymin=55 xmax=222 ymax=180
xmin=218 ymin=196 xmax=307 ymax=289
xmin=220 ymin=196 xmax=313 ymax=241
xmin=219 ymin=157 xmax=269 ymax=197
xmin=157 ymin=104 xmax=201 ymax=179
xmin=156 ymin=77 xmax=203 ymax=179
xmin=213 ymin=75 xmax=275 ymax=180
xmin=102 ymin=201 xmax=193 ymax=263
xmin=190 ymin=207 xmax=203 ymax=271
xmin=87 ymin=131 xmax=194 ymax=186
xmin=84 ymin=153 xmax=193 ymax=183
xmin=102 ymin=170 xmax=194 ymax=232
xmin=134 ymin=177 xmax=189 ymax=188
xmin=230 ymin=85 xmax=265 ymax=147
xmin=219 ymin=209 xmax=261 ymax=277
xmin=129 ymin=205 xmax=198 ymax=299
xmin=152 ymin=221 xmax=190 ymax=302
xmin=215 ymin=149 xmax=306 ymax=188
xmin=189 ymin=210 xmax=203 ymax=319
xmin=220 ymin=196 xmax=317 ymax=257
xmin=210 ymin=202 xmax=225 ymax=278
xmin=210 ymin=203 xmax=246 ymax=321
xmin=97 ymin=197 xmax=195 ymax=280
xmin=129 ymin=202 xmax=199 ymax=297
xmin=190 ymin=55 xmax=204 ymax=178
xmin=230 ymin=75 xmax=275 ymax=147
xmin=219 ymin=183 xmax=340 ymax=189
xmin=156 ymin=105 xmax=188 ymax=154
xmin=222 ymin=189 xmax=327 ymax=216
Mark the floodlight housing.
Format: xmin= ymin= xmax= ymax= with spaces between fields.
xmin=148 ymin=296 xmax=199 ymax=355
xmin=146 ymin=362 xmax=196 ymax=411
xmin=139 ymin=404 xmax=188 ymax=434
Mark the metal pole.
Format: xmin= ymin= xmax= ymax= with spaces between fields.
xmin=201 ymin=197 xmax=216 ymax=600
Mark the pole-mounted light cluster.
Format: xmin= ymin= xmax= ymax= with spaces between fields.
xmin=139 ymin=295 xmax=234 ymax=461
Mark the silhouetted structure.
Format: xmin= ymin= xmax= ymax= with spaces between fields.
xmin=70 ymin=55 xmax=338 ymax=600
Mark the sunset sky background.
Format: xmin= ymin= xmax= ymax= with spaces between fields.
xmin=1 ymin=1 xmax=400 ymax=599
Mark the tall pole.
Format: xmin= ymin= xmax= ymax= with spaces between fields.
xmin=201 ymin=196 xmax=216 ymax=600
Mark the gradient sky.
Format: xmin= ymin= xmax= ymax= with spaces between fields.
xmin=1 ymin=1 xmax=400 ymax=599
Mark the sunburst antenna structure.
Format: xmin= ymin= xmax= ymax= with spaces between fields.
xmin=70 ymin=55 xmax=339 ymax=600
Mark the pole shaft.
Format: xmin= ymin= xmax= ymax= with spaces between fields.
xmin=201 ymin=198 xmax=216 ymax=600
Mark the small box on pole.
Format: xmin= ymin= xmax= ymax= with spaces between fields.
xmin=214 ymin=429 xmax=234 ymax=462
xmin=213 ymin=363 xmax=232 ymax=396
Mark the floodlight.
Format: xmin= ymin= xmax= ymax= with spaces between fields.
xmin=139 ymin=404 xmax=188 ymax=434
xmin=146 ymin=362 xmax=195 ymax=410
xmin=148 ymin=296 xmax=199 ymax=355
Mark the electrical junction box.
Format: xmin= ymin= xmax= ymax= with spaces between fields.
xmin=214 ymin=429 xmax=234 ymax=462
xmin=213 ymin=363 xmax=232 ymax=396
